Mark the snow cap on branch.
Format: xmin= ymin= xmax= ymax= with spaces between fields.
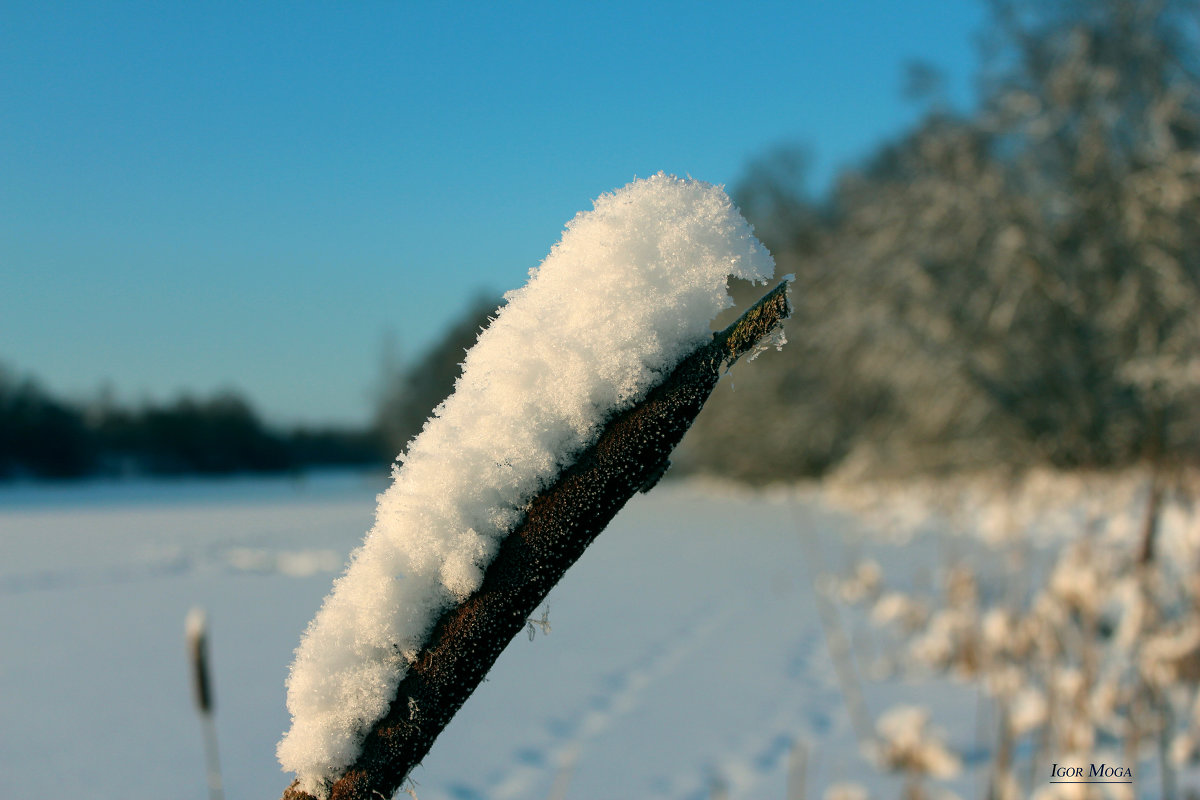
xmin=278 ymin=173 xmax=774 ymax=795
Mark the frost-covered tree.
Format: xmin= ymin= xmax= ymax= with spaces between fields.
xmin=686 ymin=0 xmax=1200 ymax=481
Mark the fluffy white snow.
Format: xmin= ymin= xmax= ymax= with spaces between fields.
xmin=277 ymin=174 xmax=775 ymax=793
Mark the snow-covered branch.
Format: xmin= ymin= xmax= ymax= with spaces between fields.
xmin=280 ymin=279 xmax=789 ymax=800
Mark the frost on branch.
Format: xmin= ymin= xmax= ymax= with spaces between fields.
xmin=278 ymin=174 xmax=787 ymax=800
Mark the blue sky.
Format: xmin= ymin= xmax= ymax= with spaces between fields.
xmin=2 ymin=1 xmax=986 ymax=426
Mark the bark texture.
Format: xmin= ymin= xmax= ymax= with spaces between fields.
xmin=282 ymin=281 xmax=790 ymax=800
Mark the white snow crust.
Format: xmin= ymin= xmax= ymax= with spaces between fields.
xmin=276 ymin=173 xmax=774 ymax=794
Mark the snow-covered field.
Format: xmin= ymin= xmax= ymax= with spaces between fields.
xmin=2 ymin=471 xmax=994 ymax=800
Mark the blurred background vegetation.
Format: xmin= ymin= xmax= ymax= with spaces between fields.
xmin=685 ymin=0 xmax=1200 ymax=484
xmin=4 ymin=0 xmax=1199 ymax=484
xmin=0 ymin=366 xmax=384 ymax=479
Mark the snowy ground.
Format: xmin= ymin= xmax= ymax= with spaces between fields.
xmin=2 ymin=472 xmax=997 ymax=800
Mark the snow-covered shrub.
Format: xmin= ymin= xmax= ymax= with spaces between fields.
xmin=825 ymin=467 xmax=1200 ymax=799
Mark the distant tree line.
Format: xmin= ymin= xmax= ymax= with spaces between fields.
xmin=0 ymin=292 xmax=505 ymax=482
xmin=0 ymin=365 xmax=386 ymax=480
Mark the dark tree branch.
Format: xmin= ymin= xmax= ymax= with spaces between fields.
xmin=281 ymin=280 xmax=791 ymax=800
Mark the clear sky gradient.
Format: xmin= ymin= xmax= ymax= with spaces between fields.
xmin=2 ymin=1 xmax=986 ymax=426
